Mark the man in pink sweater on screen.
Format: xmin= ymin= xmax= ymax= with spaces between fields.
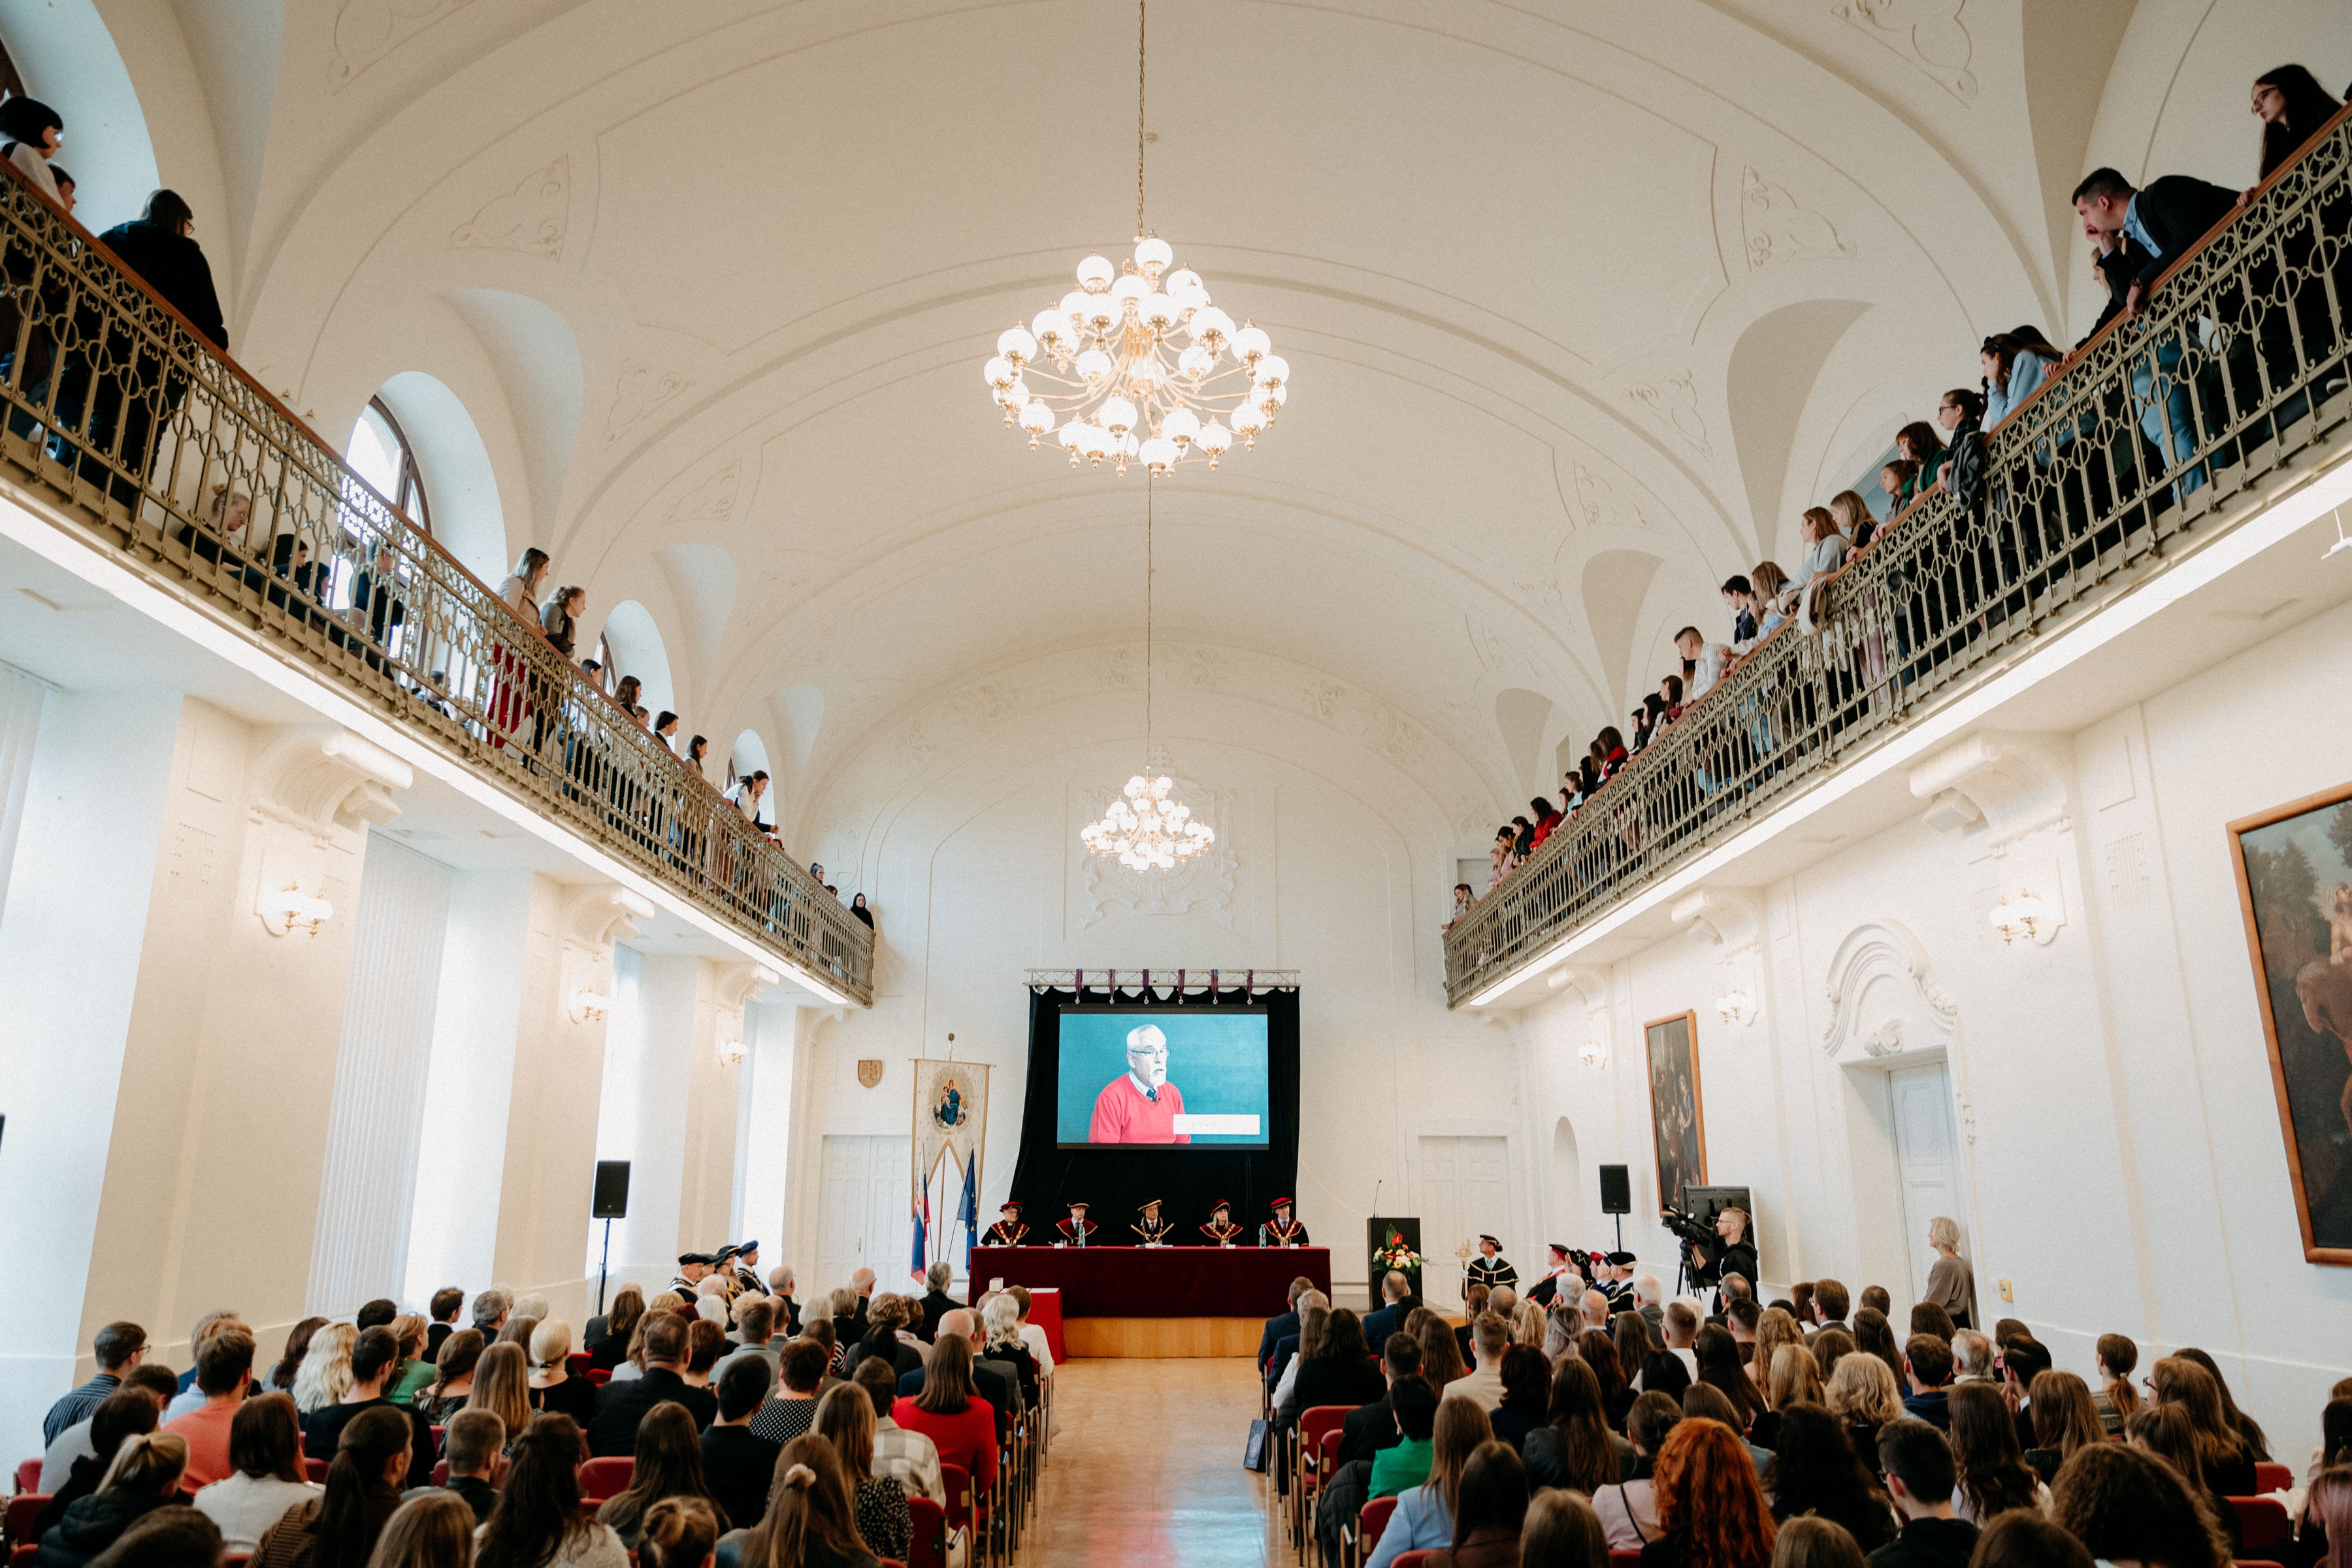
xmin=1087 ymin=1022 xmax=1190 ymax=1143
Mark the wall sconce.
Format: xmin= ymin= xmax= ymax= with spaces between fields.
xmin=569 ymin=987 xmax=613 ymax=1024
xmin=1989 ymin=889 xmax=2053 ymax=945
xmin=718 ymin=1038 xmax=747 ymax=1068
xmin=1715 ymin=987 xmax=1757 ymax=1027
xmin=257 ymin=883 xmax=333 ymax=938
xmin=1577 ymin=1039 xmax=1609 ymax=1070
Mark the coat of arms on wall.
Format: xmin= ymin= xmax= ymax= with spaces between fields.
xmin=857 ymin=1059 xmax=884 ymax=1088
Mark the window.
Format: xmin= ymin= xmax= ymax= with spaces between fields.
xmin=345 ymin=396 xmax=432 ymax=532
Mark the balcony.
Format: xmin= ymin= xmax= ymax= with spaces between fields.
xmin=0 ymin=164 xmax=874 ymax=1004
xmin=1446 ymin=111 xmax=2352 ymax=1009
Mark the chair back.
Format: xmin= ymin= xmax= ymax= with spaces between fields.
xmin=7 ymin=1546 xmax=32 ymax=1568
xmin=580 ymin=1456 xmax=634 ymax=1500
xmin=586 ymin=1369 xmax=612 ymax=1386
xmin=2254 ymin=1461 xmax=2293 ymax=1493
xmin=1610 ymin=1554 xmax=1644 ymax=1568
xmin=940 ymin=1462 xmax=972 ymax=1532
xmin=10 ymin=1462 xmax=37 ymax=1495
xmin=4 ymin=1494 xmax=46 ymax=1549
xmin=304 ymin=1458 xmax=329 ymax=1484
xmin=2230 ymin=1495 xmax=2291 ymax=1552
xmin=567 ymin=1354 xmax=593 ymax=1377
xmin=905 ymin=1496 xmax=949 ymax=1568
xmin=1392 ymin=1552 xmax=1437 ymax=1567
xmin=1299 ymin=1405 xmax=1354 ymax=1452
xmin=431 ymin=1460 xmax=451 ymax=1488
xmin=1359 ymin=1495 xmax=1397 ymax=1555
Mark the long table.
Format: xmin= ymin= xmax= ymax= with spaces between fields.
xmin=968 ymin=1245 xmax=1330 ymax=1318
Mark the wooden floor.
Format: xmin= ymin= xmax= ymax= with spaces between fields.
xmin=1024 ymin=1357 xmax=1277 ymax=1565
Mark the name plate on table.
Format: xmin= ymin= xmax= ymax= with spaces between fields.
xmin=1170 ymin=1113 xmax=1262 ymax=1135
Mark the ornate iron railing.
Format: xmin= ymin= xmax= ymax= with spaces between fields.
xmin=0 ymin=164 xmax=874 ymax=1003
xmin=1446 ymin=110 xmax=2352 ymax=1007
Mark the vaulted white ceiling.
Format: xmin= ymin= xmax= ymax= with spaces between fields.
xmin=70 ymin=0 xmax=2343 ymax=860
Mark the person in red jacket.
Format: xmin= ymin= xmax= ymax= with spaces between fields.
xmin=890 ymin=1332 xmax=998 ymax=1491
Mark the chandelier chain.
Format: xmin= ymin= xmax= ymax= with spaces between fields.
xmin=1137 ymin=0 xmax=1147 ymax=237
xmin=1145 ymin=472 xmax=1154 ymax=745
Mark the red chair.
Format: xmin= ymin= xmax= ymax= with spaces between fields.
xmin=10 ymin=1463 xmax=37 ymax=1496
xmin=2230 ymin=1498 xmax=2290 ymax=1553
xmin=431 ymin=1461 xmax=450 ymax=1488
xmin=580 ymin=1457 xmax=633 ymax=1500
xmin=939 ymin=1463 xmax=972 ymax=1551
xmin=1610 ymin=1554 xmax=1644 ymax=1568
xmin=578 ymin=1498 xmax=601 ymax=1518
xmin=223 ymin=1556 xmax=250 ymax=1568
xmin=585 ymin=1369 xmax=611 ymax=1386
xmin=1356 ymin=1495 xmax=1396 ymax=1563
xmin=2237 ymin=1561 xmax=2287 ymax=1568
xmin=1295 ymin=1406 xmax=1354 ymax=1554
xmin=1392 ymin=1553 xmax=1437 ymax=1568
xmin=2254 ymin=1462 xmax=2293 ymax=1493
xmin=905 ymin=1496 xmax=949 ymax=1568
xmin=6 ymin=1495 xmax=48 ymax=1550
xmin=10 ymin=1547 xmax=34 ymax=1568
xmin=304 ymin=1459 xmax=329 ymax=1483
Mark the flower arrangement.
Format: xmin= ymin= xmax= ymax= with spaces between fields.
xmin=1371 ymin=1226 xmax=1424 ymax=1273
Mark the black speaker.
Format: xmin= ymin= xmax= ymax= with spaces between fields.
xmin=592 ymin=1160 xmax=632 ymax=1220
xmin=1599 ymin=1164 xmax=1631 ymax=1215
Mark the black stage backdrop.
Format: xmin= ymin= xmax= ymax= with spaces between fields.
xmin=1005 ymin=984 xmax=1301 ymax=1242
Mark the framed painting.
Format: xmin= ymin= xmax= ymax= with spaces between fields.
xmin=2229 ymin=783 xmax=2352 ymax=1264
xmin=1644 ymin=1010 xmax=1707 ymax=1216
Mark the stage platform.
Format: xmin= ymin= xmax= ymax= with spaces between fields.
xmin=971 ymin=1243 xmax=1331 ymax=1358
xmin=1062 ymin=1316 xmax=1262 ymax=1357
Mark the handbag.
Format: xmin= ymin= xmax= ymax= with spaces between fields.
xmin=1243 ymin=1417 xmax=1271 ymax=1472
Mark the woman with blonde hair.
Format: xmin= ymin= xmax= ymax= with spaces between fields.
xmin=636 ymin=1497 xmax=721 ymax=1568
xmin=385 ymin=1316 xmax=435 ymax=1407
xmin=33 ymin=1433 xmax=188 ymax=1568
xmin=1764 ymin=1343 xmax=1827 ymax=1428
xmin=1823 ymin=1349 xmax=1903 ymax=1478
xmin=528 ymin=1320 xmax=598 ymax=1424
xmin=976 ymin=1294 xmax=1040 ymax=1409
xmin=1748 ymin=1311 xmax=1805 ymax=1390
xmin=466 ymin=1344 xmax=533 ymax=1446
xmin=732 ymin=1437 xmax=876 ymax=1568
xmin=291 ymin=1326 xmax=359 ymax=1416
xmin=417 ymin=1331 xmax=484 ymax=1424
xmin=815 ymin=1385 xmax=909 ymax=1562
xmin=1513 ymin=1299 xmax=1548 ymax=1350
xmin=361 ymin=1492 xmax=475 ymax=1568
xmin=1367 ymin=1398 xmax=1493 ymax=1568
xmin=1826 ymin=490 xmax=1874 ymax=551
xmin=1920 ymin=1217 xmax=1975 ymax=1330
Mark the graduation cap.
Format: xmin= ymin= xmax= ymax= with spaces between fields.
xmin=1547 ymin=1243 xmax=1571 ymax=1258
xmin=1211 ymin=1198 xmax=1232 ymax=1212
xmin=736 ymin=1239 xmax=760 ymax=1255
xmin=1139 ymin=1198 xmax=1162 ymax=1211
xmin=999 ymin=1201 xmax=1022 ymax=1214
xmin=1066 ymin=1200 xmax=1089 ymax=1211
xmin=1606 ymin=1250 xmax=1637 ymax=1266
xmin=1479 ymin=1235 xmax=1501 ymax=1246
xmin=711 ymin=1245 xmax=740 ymax=1264
xmin=1270 ymin=1197 xmax=1294 ymax=1211
xmin=678 ymin=1252 xmax=710 ymax=1266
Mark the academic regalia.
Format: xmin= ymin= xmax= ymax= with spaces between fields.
xmin=1056 ymin=1210 xmax=1096 ymax=1246
xmin=1260 ymin=1203 xmax=1309 ymax=1247
xmin=1467 ymin=1239 xmax=1517 ymax=1292
xmin=1526 ymin=1245 xmax=1580 ymax=1307
xmin=1133 ymin=1203 xmax=1174 ymax=1245
xmin=1201 ymin=1217 xmax=1245 ymax=1245
xmin=983 ymin=1203 xmax=1028 ymax=1246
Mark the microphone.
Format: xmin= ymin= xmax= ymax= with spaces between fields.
xmin=1373 ymin=1180 xmax=1382 ymax=1215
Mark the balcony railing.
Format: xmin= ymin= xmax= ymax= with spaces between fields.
xmin=1446 ymin=110 xmax=2352 ymax=1007
xmin=0 ymin=164 xmax=874 ymax=1004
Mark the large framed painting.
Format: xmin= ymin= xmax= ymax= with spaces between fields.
xmin=2229 ymin=782 xmax=2352 ymax=1264
xmin=1644 ymin=1011 xmax=1707 ymax=1216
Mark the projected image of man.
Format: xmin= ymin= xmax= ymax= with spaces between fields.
xmin=1088 ymin=1022 xmax=1190 ymax=1143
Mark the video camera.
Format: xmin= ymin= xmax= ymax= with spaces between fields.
xmin=1659 ymin=1205 xmax=1715 ymax=1245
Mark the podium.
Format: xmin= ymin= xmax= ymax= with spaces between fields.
xmin=1366 ymin=1217 xmax=1422 ymax=1311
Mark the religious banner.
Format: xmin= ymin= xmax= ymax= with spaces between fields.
xmin=913 ymin=1058 xmax=989 ymax=1189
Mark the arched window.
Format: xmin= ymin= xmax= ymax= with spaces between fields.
xmin=345 ymin=396 xmax=432 ymax=532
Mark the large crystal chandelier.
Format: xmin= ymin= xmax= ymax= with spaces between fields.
xmin=981 ymin=0 xmax=1290 ymax=477
xmin=1080 ymin=477 xmax=1217 ymax=871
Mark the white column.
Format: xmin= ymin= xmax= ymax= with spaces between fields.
xmin=405 ymin=870 xmax=536 ymax=1303
xmin=0 ymin=685 xmax=182 ymax=1448
xmin=733 ymin=1000 xmax=800 ymax=1245
xmin=604 ymin=953 xmax=700 ymax=1284
xmin=308 ymin=838 xmax=453 ymax=1316
xmin=0 ymin=659 xmax=51 ymax=912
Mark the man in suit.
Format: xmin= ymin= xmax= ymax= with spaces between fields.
xmin=587 ymin=1313 xmax=719 ymax=1455
xmin=842 ymin=1267 xmax=875 ymax=1346
xmin=1256 ymin=1275 xmax=1315 ymax=1373
xmin=2074 ymin=165 xmax=2242 ymax=497
xmin=1810 ymin=1278 xmax=1852 ymax=1337
xmin=1362 ymin=1271 xmax=1416 ymax=1347
xmin=917 ymin=1261 xmax=960 ymax=1343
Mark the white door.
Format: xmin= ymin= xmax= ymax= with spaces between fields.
xmin=1887 ymin=1064 xmax=1966 ymax=1312
xmin=815 ymin=1134 xmax=912 ymax=1301
xmin=1418 ymin=1135 xmax=1510 ymax=1307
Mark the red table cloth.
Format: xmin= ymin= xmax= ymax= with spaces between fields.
xmin=967 ymin=1245 xmax=1331 ymax=1318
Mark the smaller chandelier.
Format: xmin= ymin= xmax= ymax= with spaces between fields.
xmin=1081 ymin=768 xmax=1216 ymax=872
xmin=983 ymin=237 xmax=1290 ymax=476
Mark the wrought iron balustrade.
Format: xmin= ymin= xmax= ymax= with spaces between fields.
xmin=0 ymin=163 xmax=873 ymax=1004
xmin=1446 ymin=109 xmax=2352 ymax=1007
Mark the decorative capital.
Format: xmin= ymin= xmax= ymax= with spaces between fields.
xmin=562 ymin=883 xmax=655 ymax=953
xmin=715 ymin=960 xmax=782 ymax=1013
xmin=252 ymin=725 xmax=412 ymax=837
xmin=1908 ymin=734 xmax=2070 ymax=855
xmin=1671 ymin=887 xmax=1762 ymax=952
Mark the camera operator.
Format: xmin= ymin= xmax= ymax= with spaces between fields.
xmin=1688 ymin=1207 xmax=1756 ymax=1307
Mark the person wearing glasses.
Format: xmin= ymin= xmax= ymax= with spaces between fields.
xmin=1085 ymin=1022 xmax=1190 ymax=1143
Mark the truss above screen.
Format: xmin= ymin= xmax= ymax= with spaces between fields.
xmin=1024 ymin=968 xmax=1300 ymax=996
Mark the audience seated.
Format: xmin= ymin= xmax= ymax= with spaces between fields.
xmin=410 ymin=1407 xmax=502 ymax=1524
xmin=46 ymin=1326 xmax=150 ymax=1446
xmin=702 ymin=1356 xmax=781 ymax=1530
xmin=161 ymin=1326 xmax=253 ymax=1491
xmin=587 ymin=1316 xmax=717 ymax=1457
xmin=475 ymin=1413 xmax=628 ymax=1568
xmin=888 ymin=1332 xmax=997 ymax=1493
xmin=853 ymin=1360 xmax=943 ymax=1507
xmin=597 ymin=1401 xmax=719 ymax=1550
xmin=1367 ymin=1396 xmax=1490 ymax=1568
xmin=189 ymin=1396 xmax=320 ymax=1552
xmin=1645 ymin=1416 xmax=1775 ymax=1568
xmin=634 ymin=1495 xmax=723 ymax=1568
xmin=301 ymin=1328 xmax=434 ymax=1489
xmin=813 ymin=1384 xmax=910 ymax=1564
xmin=713 ymin=1435 xmax=875 ymax=1568
xmin=1486 ymin=1345 xmax=1550 ymax=1453
xmin=745 ymin=1339 xmax=830 ymax=1446
xmin=249 ymin=1405 xmax=410 ymax=1568
xmin=33 ymin=1432 xmax=188 ymax=1568
xmin=1594 ymin=1390 xmax=1679 ymax=1548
